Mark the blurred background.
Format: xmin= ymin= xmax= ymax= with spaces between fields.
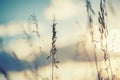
xmin=0 ymin=0 xmax=120 ymax=80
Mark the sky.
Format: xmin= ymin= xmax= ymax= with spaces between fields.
xmin=0 ymin=0 xmax=50 ymax=24
xmin=0 ymin=0 xmax=120 ymax=23
xmin=0 ymin=0 xmax=120 ymax=55
xmin=1 ymin=1 xmax=120 ymax=80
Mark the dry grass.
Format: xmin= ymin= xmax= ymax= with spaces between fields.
xmin=1 ymin=0 xmax=120 ymax=80
xmin=86 ymin=0 xmax=100 ymax=79
xmin=47 ymin=15 xmax=59 ymax=80
xmin=98 ymin=0 xmax=114 ymax=80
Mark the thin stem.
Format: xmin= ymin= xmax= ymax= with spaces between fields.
xmin=86 ymin=0 xmax=99 ymax=79
xmin=98 ymin=0 xmax=113 ymax=79
xmin=52 ymin=56 xmax=54 ymax=80
xmin=91 ymin=29 xmax=100 ymax=80
xmin=47 ymin=15 xmax=58 ymax=80
xmin=106 ymin=38 xmax=113 ymax=79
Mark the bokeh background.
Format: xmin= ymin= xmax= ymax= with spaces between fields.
xmin=0 ymin=0 xmax=120 ymax=80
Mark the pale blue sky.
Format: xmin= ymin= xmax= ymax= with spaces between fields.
xmin=0 ymin=0 xmax=120 ymax=52
xmin=0 ymin=0 xmax=50 ymax=24
xmin=0 ymin=0 xmax=119 ymax=25
xmin=0 ymin=1 xmax=120 ymax=79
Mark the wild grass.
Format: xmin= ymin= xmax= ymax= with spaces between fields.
xmin=20 ymin=13 xmax=42 ymax=80
xmin=86 ymin=0 xmax=100 ymax=80
xmin=1 ymin=0 xmax=120 ymax=80
xmin=0 ymin=66 xmax=9 ymax=80
xmin=98 ymin=0 xmax=114 ymax=80
xmin=47 ymin=15 xmax=59 ymax=80
xmin=85 ymin=0 xmax=117 ymax=80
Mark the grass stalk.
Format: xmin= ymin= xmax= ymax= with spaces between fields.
xmin=86 ymin=0 xmax=100 ymax=80
xmin=98 ymin=0 xmax=113 ymax=79
xmin=47 ymin=15 xmax=59 ymax=80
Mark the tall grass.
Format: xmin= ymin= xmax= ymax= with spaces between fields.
xmin=21 ymin=13 xmax=42 ymax=80
xmin=1 ymin=0 xmax=119 ymax=80
xmin=0 ymin=66 xmax=9 ymax=80
xmin=98 ymin=0 xmax=113 ymax=80
xmin=86 ymin=0 xmax=100 ymax=80
xmin=30 ymin=13 xmax=41 ymax=51
xmin=47 ymin=15 xmax=59 ymax=80
xmin=85 ymin=0 xmax=116 ymax=80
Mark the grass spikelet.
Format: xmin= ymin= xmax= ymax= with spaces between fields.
xmin=98 ymin=0 xmax=113 ymax=79
xmin=86 ymin=0 xmax=100 ymax=80
xmin=47 ymin=15 xmax=59 ymax=80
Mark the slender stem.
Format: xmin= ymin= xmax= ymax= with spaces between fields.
xmin=91 ymin=29 xmax=100 ymax=80
xmin=98 ymin=0 xmax=113 ymax=79
xmin=52 ymin=56 xmax=54 ymax=80
xmin=86 ymin=0 xmax=99 ymax=79
xmin=106 ymin=39 xmax=113 ymax=79
xmin=94 ymin=50 xmax=100 ymax=80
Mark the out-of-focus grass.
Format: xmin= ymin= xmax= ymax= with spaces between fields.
xmin=1 ymin=57 xmax=119 ymax=80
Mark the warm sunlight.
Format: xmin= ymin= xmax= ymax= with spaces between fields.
xmin=0 ymin=0 xmax=120 ymax=80
xmin=108 ymin=29 xmax=120 ymax=53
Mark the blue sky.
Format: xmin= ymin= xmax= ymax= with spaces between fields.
xmin=0 ymin=0 xmax=50 ymax=24
xmin=0 ymin=1 xmax=120 ymax=80
xmin=0 ymin=0 xmax=120 ymax=54
xmin=0 ymin=0 xmax=119 ymax=26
